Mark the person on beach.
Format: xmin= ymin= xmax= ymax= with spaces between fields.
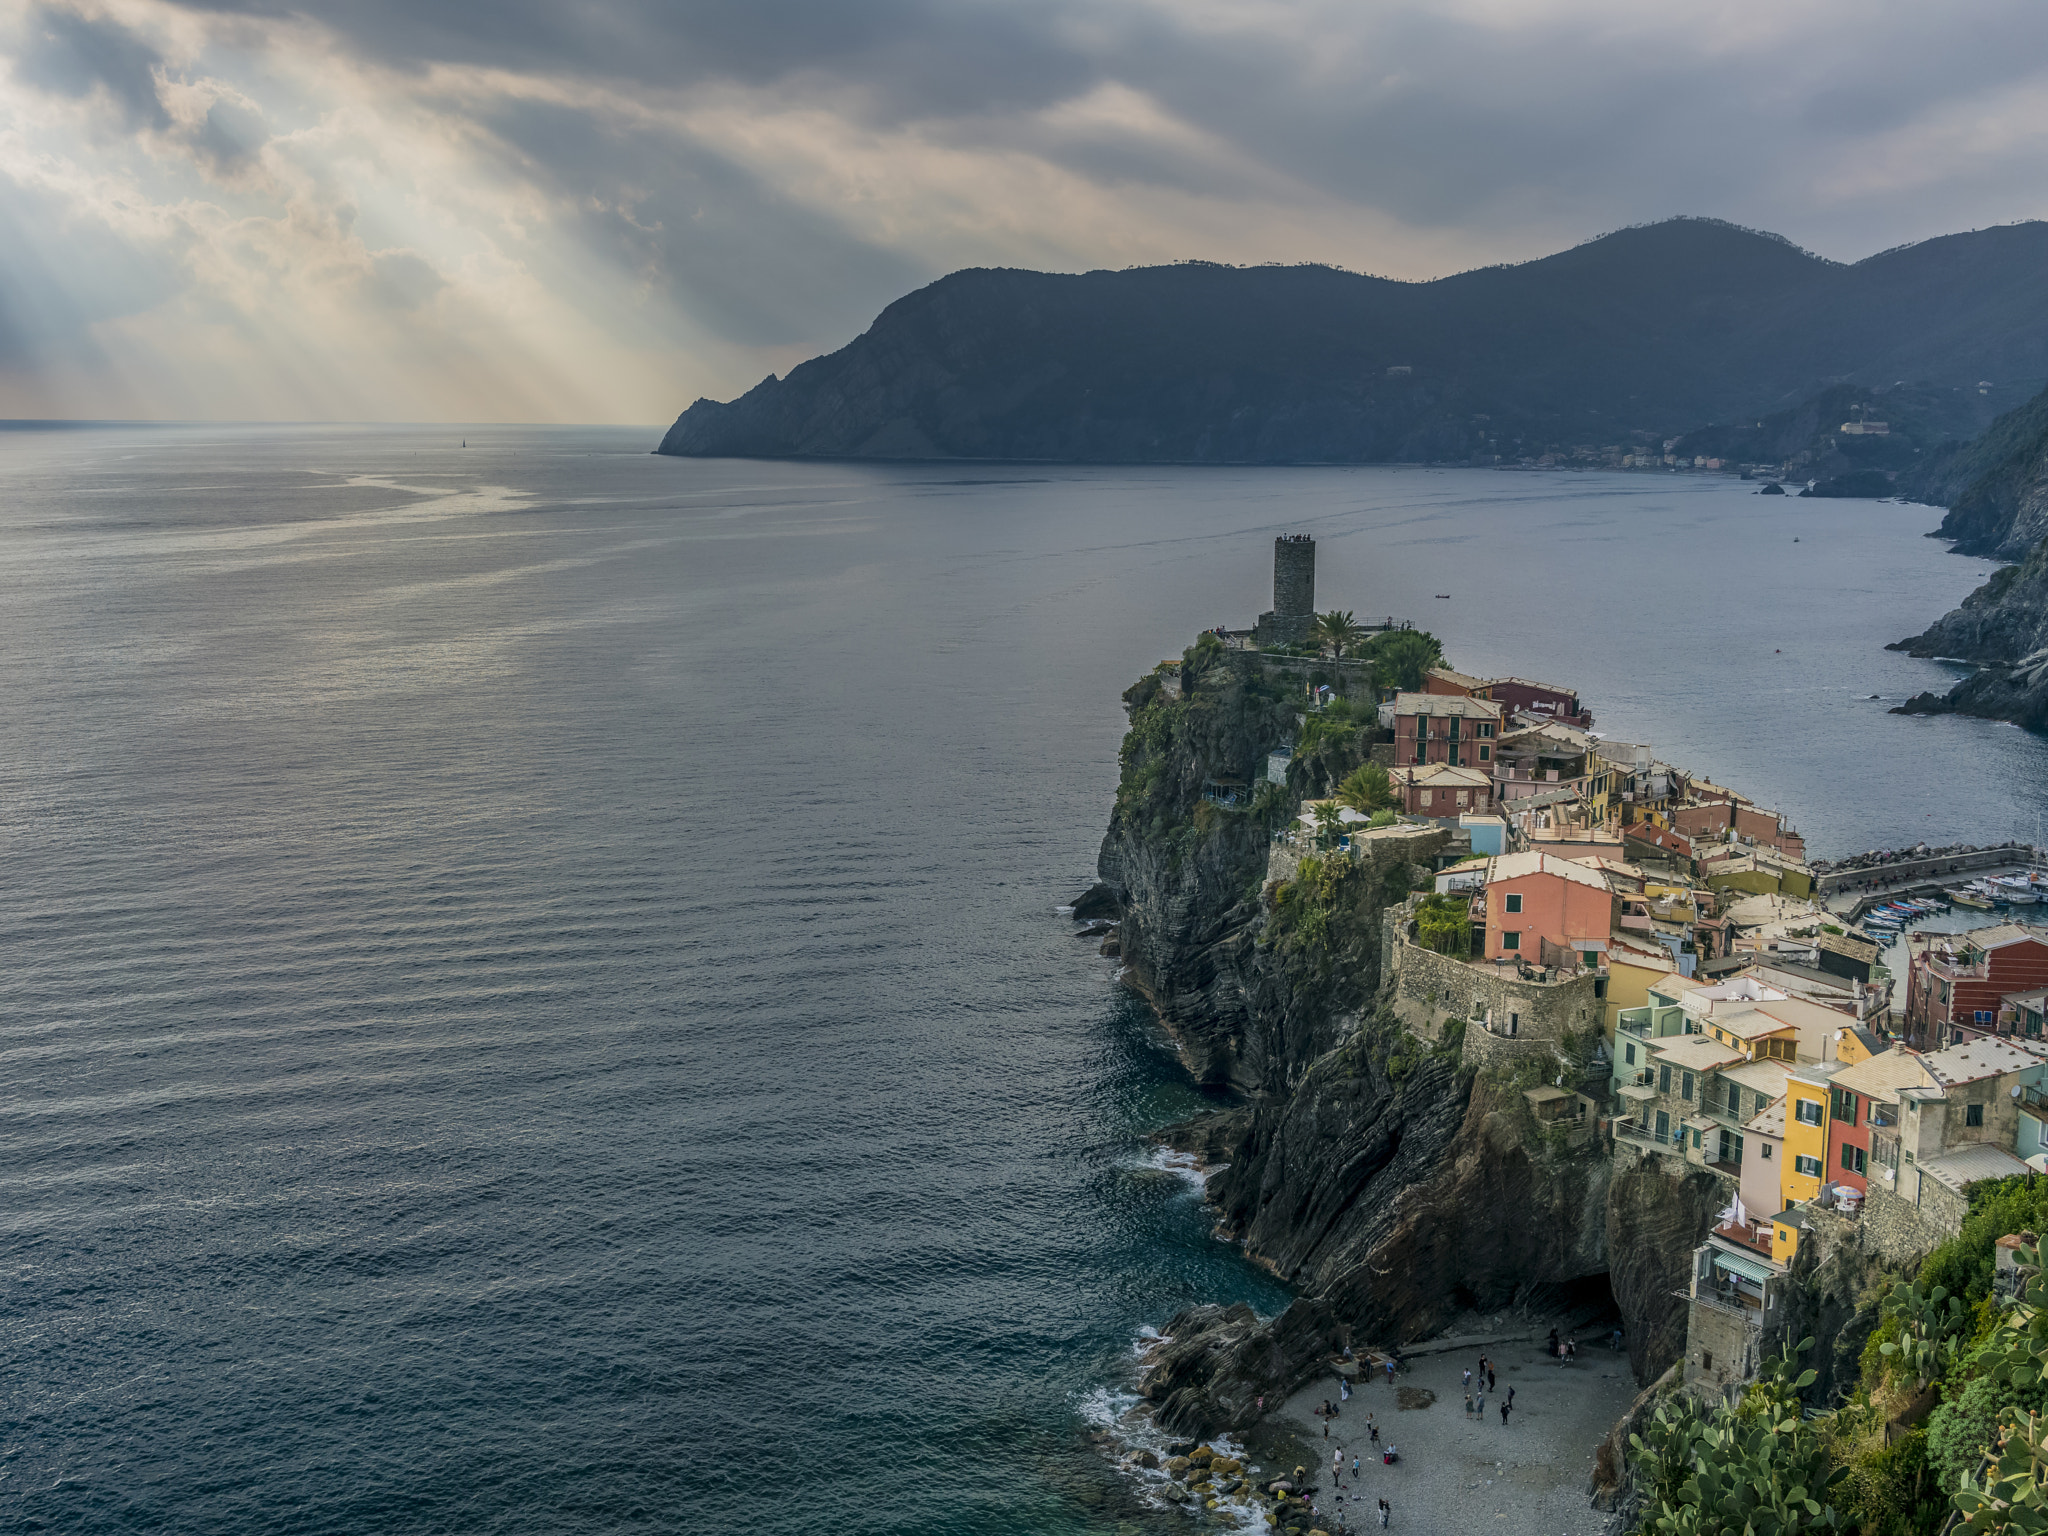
xmin=1370 ymin=1421 xmax=1380 ymax=1445
xmin=1463 ymin=1390 xmax=1472 ymax=1417
xmin=1547 ymin=1327 xmax=1559 ymax=1356
xmin=1353 ymin=1455 xmax=1361 ymax=1478
xmin=1506 ymin=1385 xmax=1515 ymax=1409
xmin=1462 ymin=1368 xmax=1472 ymax=1393
xmin=1341 ymin=1377 xmax=1351 ymax=1402
xmin=1475 ymin=1390 xmax=1485 ymax=1418
xmin=1385 ymin=1359 xmax=1395 ymax=1386
xmin=1379 ymin=1496 xmax=1392 ymax=1527
xmin=1501 ymin=1400 xmax=1511 ymax=1426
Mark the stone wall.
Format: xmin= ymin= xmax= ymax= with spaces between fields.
xmin=1863 ymin=1178 xmax=1962 ymax=1266
xmin=1388 ymin=933 xmax=1602 ymax=1048
xmin=1684 ymin=1295 xmax=1764 ymax=1403
xmin=1818 ymin=844 xmax=2040 ymax=897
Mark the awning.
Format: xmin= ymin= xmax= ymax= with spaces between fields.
xmin=1709 ymin=1246 xmax=1779 ymax=1284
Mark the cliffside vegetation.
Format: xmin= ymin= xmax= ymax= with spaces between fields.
xmin=1626 ymin=1175 xmax=2048 ymax=1536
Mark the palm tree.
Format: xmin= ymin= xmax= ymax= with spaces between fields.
xmin=1312 ymin=609 xmax=1364 ymax=658
xmin=1337 ymin=763 xmax=1393 ymax=815
xmin=1312 ymin=801 xmax=1344 ymax=845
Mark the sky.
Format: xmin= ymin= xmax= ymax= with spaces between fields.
xmin=4 ymin=1 xmax=2048 ymax=424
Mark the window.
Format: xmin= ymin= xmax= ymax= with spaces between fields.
xmin=1625 ymin=1043 xmax=1636 ymax=1065
xmin=1656 ymin=1110 xmax=1670 ymax=1141
xmin=1832 ymin=1090 xmax=1858 ymax=1127
xmin=1976 ymin=1010 xmax=1995 ymax=1025
xmin=1795 ymin=1099 xmax=1823 ymax=1126
xmin=1504 ymin=892 xmax=1522 ymax=914
xmin=1795 ymin=1154 xmax=1823 ymax=1178
xmin=1700 ymin=1350 xmax=1713 ymax=1372
xmin=1967 ymin=1102 xmax=1985 ymax=1128
xmin=1479 ymin=745 xmax=1491 ymax=762
xmin=1841 ymin=1144 xmax=1867 ymax=1174
xmin=1691 ymin=1128 xmax=1701 ymax=1149
xmin=1502 ymin=931 xmax=1520 ymax=952
xmin=1682 ymin=1071 xmax=1695 ymax=1102
xmin=1760 ymin=1142 xmax=1773 ymax=1160
xmin=1507 ymin=1012 xmax=1519 ymax=1036
xmin=1659 ymin=1064 xmax=1672 ymax=1093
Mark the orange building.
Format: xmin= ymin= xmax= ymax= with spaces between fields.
xmin=1482 ymin=850 xmax=1615 ymax=966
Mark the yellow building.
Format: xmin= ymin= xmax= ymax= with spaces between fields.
xmin=1604 ymin=934 xmax=1679 ymax=1034
xmin=1772 ymin=1208 xmax=1806 ymax=1265
xmin=1780 ymin=1062 xmax=1843 ymax=1207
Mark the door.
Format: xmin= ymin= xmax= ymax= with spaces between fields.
xmin=1655 ymin=1109 xmax=1670 ymax=1143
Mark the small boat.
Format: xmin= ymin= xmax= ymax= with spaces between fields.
xmin=1953 ymin=892 xmax=1995 ymax=909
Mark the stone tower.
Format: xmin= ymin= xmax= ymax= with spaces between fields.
xmin=1256 ymin=535 xmax=1316 ymax=646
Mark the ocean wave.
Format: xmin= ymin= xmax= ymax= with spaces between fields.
xmin=1141 ymin=1145 xmax=1225 ymax=1190
xmin=1080 ymin=1357 xmax=1264 ymax=1528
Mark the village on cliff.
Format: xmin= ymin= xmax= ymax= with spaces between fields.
xmin=1170 ymin=536 xmax=2048 ymax=1406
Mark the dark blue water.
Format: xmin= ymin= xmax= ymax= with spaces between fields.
xmin=1 ymin=427 xmax=2039 ymax=1534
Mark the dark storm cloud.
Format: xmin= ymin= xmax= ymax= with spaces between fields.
xmin=174 ymin=0 xmax=1103 ymax=116
xmin=476 ymin=95 xmax=927 ymax=347
xmin=147 ymin=0 xmax=2048 ymax=254
xmin=16 ymin=3 xmax=170 ymax=130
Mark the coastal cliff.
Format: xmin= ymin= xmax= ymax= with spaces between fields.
xmin=1892 ymin=383 xmax=2048 ymax=726
xmin=1095 ymin=637 xmax=1723 ymax=1438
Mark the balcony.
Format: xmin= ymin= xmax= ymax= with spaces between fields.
xmin=1712 ymin=1221 xmax=1775 ymax=1258
xmin=1686 ymin=1289 xmax=1767 ymax=1328
xmin=1615 ymin=1118 xmax=1680 ymax=1150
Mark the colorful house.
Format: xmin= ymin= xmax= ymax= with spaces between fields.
xmin=1780 ymin=1062 xmax=1845 ymax=1206
xmin=1481 ymin=850 xmax=1614 ymax=965
xmin=1389 ymin=692 xmax=1502 ymax=770
xmin=1821 ymin=1048 xmax=1937 ymax=1199
xmin=1903 ymin=925 xmax=2048 ymax=1048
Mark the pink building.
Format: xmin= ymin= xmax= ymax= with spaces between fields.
xmin=1482 ymin=851 xmax=1615 ymax=966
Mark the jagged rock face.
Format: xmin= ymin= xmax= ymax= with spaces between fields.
xmin=1895 ymin=654 xmax=2048 ymax=730
xmin=1603 ymin=1156 xmax=1727 ymax=1383
xmin=1215 ymin=1055 xmax=1612 ymax=1326
xmin=1933 ymin=385 xmax=2048 ymax=559
xmin=1893 ymin=537 xmax=2048 ymax=666
xmin=1765 ymin=1212 xmax=1897 ymax=1407
xmin=1141 ymin=1300 xmax=1343 ymax=1439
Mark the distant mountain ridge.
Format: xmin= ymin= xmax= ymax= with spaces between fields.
xmin=658 ymin=217 xmax=2048 ymax=464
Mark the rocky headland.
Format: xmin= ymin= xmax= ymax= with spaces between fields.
xmin=1087 ymin=640 xmax=1725 ymax=1448
xmin=1892 ymin=382 xmax=2048 ymax=726
xmin=657 ymin=219 xmax=2048 ymax=468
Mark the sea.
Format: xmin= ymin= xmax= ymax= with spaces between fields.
xmin=3 ymin=424 xmax=2044 ymax=1536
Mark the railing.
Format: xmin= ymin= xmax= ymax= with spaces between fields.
xmin=1686 ymin=1290 xmax=1767 ymax=1327
xmin=1616 ymin=1119 xmax=1679 ymax=1148
xmin=1713 ymin=1221 xmax=1774 ymax=1257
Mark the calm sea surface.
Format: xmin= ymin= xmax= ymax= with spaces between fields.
xmin=3 ymin=426 xmax=2042 ymax=1535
